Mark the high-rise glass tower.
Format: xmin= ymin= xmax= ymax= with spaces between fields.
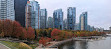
xmin=25 ymin=0 xmax=40 ymax=29
xmin=75 ymin=23 xmax=80 ymax=30
xmin=63 ymin=19 xmax=67 ymax=30
xmin=0 ymin=0 xmax=15 ymax=20
xmin=14 ymin=0 xmax=29 ymax=27
xmin=25 ymin=1 xmax=31 ymax=28
xmin=79 ymin=12 xmax=88 ymax=30
xmin=40 ymin=9 xmax=47 ymax=29
xmin=48 ymin=17 xmax=53 ymax=28
xmin=53 ymin=9 xmax=63 ymax=30
xmin=67 ymin=7 xmax=76 ymax=30
xmin=109 ymin=27 xmax=111 ymax=31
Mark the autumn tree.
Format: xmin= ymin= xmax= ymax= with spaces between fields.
xmin=27 ymin=27 xmax=35 ymax=40
xmin=51 ymin=28 xmax=62 ymax=41
xmin=21 ymin=28 xmax=27 ymax=39
xmin=0 ymin=20 xmax=2 ymax=34
xmin=12 ymin=21 xmax=22 ymax=38
xmin=39 ymin=37 xmax=51 ymax=47
xmin=1 ymin=20 xmax=13 ymax=37
xmin=46 ymin=28 xmax=52 ymax=38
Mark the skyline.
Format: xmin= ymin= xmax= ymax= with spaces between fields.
xmin=34 ymin=0 xmax=111 ymax=30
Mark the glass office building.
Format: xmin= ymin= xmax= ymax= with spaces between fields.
xmin=53 ymin=9 xmax=63 ymax=30
xmin=67 ymin=7 xmax=76 ymax=30
xmin=79 ymin=12 xmax=88 ymax=30
xmin=25 ymin=0 xmax=40 ymax=29
xmin=40 ymin=9 xmax=47 ymax=29
xmin=48 ymin=17 xmax=53 ymax=28
xmin=14 ymin=0 xmax=29 ymax=27
xmin=25 ymin=1 xmax=32 ymax=28
xmin=63 ymin=19 xmax=67 ymax=30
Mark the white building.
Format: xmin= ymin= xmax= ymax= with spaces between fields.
xmin=0 ymin=0 xmax=15 ymax=20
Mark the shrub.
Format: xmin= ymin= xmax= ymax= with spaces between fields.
xmin=18 ymin=42 xmax=32 ymax=49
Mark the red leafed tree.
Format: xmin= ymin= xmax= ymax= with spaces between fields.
xmin=39 ymin=37 xmax=47 ymax=46
xmin=51 ymin=28 xmax=61 ymax=41
xmin=0 ymin=20 xmax=2 ymax=34
xmin=22 ymin=28 xmax=27 ymax=39
xmin=12 ymin=21 xmax=22 ymax=38
xmin=47 ymin=38 xmax=51 ymax=42
xmin=64 ymin=32 xmax=69 ymax=39
xmin=2 ymin=19 xmax=13 ymax=37
xmin=15 ymin=27 xmax=23 ymax=38
xmin=27 ymin=27 xmax=35 ymax=40
xmin=39 ymin=37 xmax=51 ymax=47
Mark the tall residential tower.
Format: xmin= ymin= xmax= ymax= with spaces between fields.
xmin=53 ymin=9 xmax=63 ymax=30
xmin=48 ymin=17 xmax=53 ymax=28
xmin=0 ymin=0 xmax=15 ymax=20
xmin=25 ymin=1 xmax=32 ymax=28
xmin=67 ymin=7 xmax=76 ymax=30
xmin=25 ymin=0 xmax=40 ymax=29
xmin=40 ymin=9 xmax=47 ymax=29
xmin=79 ymin=12 xmax=88 ymax=30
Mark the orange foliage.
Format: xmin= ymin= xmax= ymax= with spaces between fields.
xmin=39 ymin=37 xmax=51 ymax=46
xmin=27 ymin=27 xmax=35 ymax=40
xmin=51 ymin=28 xmax=61 ymax=41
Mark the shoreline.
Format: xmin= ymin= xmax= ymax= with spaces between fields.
xmin=47 ymin=36 xmax=105 ymax=48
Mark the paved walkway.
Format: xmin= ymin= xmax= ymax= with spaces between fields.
xmin=35 ymin=48 xmax=57 ymax=49
xmin=0 ymin=43 xmax=10 ymax=49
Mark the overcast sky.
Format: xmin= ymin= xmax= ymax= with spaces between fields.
xmin=32 ymin=0 xmax=111 ymax=30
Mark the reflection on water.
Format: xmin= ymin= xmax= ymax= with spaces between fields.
xmin=59 ymin=36 xmax=111 ymax=49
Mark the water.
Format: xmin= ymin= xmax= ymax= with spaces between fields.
xmin=59 ymin=35 xmax=111 ymax=49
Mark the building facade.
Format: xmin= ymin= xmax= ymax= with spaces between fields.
xmin=79 ymin=12 xmax=88 ymax=31
xmin=25 ymin=0 xmax=40 ymax=29
xmin=30 ymin=0 xmax=40 ymax=29
xmin=74 ymin=23 xmax=80 ymax=30
xmin=53 ymin=9 xmax=63 ymax=30
xmin=90 ymin=26 xmax=95 ymax=31
xmin=14 ymin=0 xmax=29 ymax=27
xmin=48 ymin=17 xmax=53 ymax=28
xmin=0 ymin=0 xmax=15 ymax=20
xmin=40 ymin=9 xmax=47 ymax=29
xmin=67 ymin=7 xmax=76 ymax=30
xmin=87 ymin=25 xmax=90 ymax=31
xmin=25 ymin=1 xmax=31 ymax=28
xmin=110 ymin=27 xmax=111 ymax=31
xmin=63 ymin=19 xmax=67 ymax=30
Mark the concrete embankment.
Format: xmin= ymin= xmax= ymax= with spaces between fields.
xmin=49 ymin=38 xmax=73 ymax=48
xmin=49 ymin=36 xmax=103 ymax=48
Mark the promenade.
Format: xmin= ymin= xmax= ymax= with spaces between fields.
xmin=0 ymin=43 xmax=10 ymax=49
xmin=35 ymin=48 xmax=58 ymax=49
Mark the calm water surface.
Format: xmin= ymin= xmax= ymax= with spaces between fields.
xmin=59 ymin=35 xmax=111 ymax=49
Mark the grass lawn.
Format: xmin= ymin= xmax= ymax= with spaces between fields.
xmin=0 ymin=41 xmax=19 ymax=49
xmin=0 ymin=41 xmax=38 ymax=49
